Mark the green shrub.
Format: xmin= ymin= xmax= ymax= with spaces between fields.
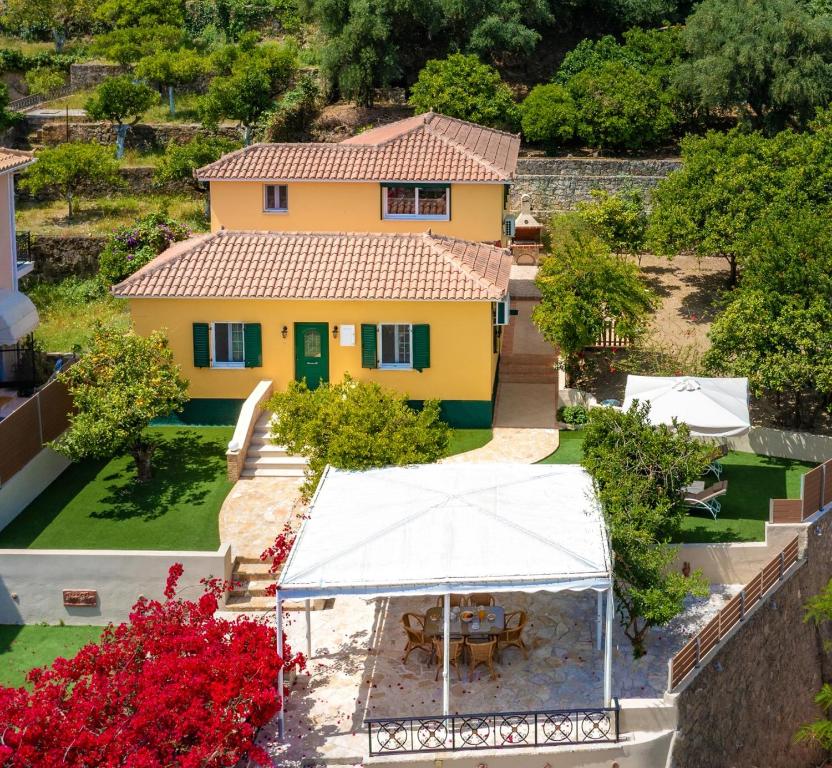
xmin=266 ymin=375 xmax=452 ymax=498
xmin=0 ymin=49 xmax=77 ymax=75
xmin=98 ymin=213 xmax=190 ymax=286
xmin=154 ymin=136 xmax=241 ymax=191
xmin=24 ymin=65 xmax=67 ymax=94
xmin=557 ymin=404 xmax=589 ymax=426
xmin=568 ymin=60 xmax=677 ymax=149
xmin=520 ymin=83 xmax=576 ymax=148
xmin=409 ymin=53 xmax=520 ymax=130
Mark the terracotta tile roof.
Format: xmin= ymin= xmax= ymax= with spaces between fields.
xmin=196 ymin=113 xmax=520 ymax=183
xmin=0 ymin=148 xmax=34 ymax=174
xmin=112 ymin=231 xmax=512 ymax=301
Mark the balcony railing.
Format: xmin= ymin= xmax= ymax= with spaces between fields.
xmin=366 ymin=702 xmax=620 ymax=756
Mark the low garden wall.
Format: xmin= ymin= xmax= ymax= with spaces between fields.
xmin=510 ymin=157 xmax=681 ymax=215
xmin=0 ymin=447 xmax=70 ymax=532
xmin=669 ymin=506 xmax=832 ymax=768
xmin=69 ymin=62 xmax=126 ymax=90
xmin=0 ymin=544 xmax=233 ymax=625
xmin=38 ymin=121 xmax=241 ymax=149
xmin=727 ymin=426 xmax=832 ymax=464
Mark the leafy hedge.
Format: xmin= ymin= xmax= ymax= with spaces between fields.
xmin=0 ymin=49 xmax=78 ymax=75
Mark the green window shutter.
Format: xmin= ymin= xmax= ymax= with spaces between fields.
xmin=244 ymin=323 xmax=262 ymax=367
xmin=361 ymin=324 xmax=378 ymax=368
xmin=412 ymin=324 xmax=430 ymax=371
xmin=193 ymin=323 xmax=210 ymax=368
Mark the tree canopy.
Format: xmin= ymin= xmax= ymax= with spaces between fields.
xmin=677 ymin=0 xmax=832 ymax=131
xmin=409 ymin=53 xmax=519 ymax=129
xmin=20 ymin=143 xmax=121 ymax=220
xmin=51 ymin=326 xmax=189 ymax=482
xmin=581 ymin=402 xmax=711 ymax=657
xmin=533 ymin=228 xmax=655 ymax=385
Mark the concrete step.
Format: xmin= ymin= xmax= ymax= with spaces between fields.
xmin=233 ymin=561 xmax=272 ymax=578
xmin=248 ymin=443 xmax=290 ymax=457
xmin=224 ymin=594 xmax=273 ymax=611
xmin=249 ymin=433 xmax=279 ymax=446
xmin=240 ymin=467 xmax=306 ymax=478
xmin=244 ymin=456 xmax=308 ymax=469
xmin=230 ymin=579 xmax=274 ymax=598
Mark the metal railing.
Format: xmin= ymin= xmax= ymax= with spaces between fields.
xmin=366 ymin=702 xmax=621 ymax=755
xmin=668 ymin=536 xmax=800 ymax=690
xmin=10 ymin=84 xmax=74 ymax=112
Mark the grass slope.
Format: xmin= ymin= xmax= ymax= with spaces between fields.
xmin=538 ymin=433 xmax=811 ymax=543
xmin=0 ymin=625 xmax=102 ymax=689
xmin=0 ymin=427 xmax=233 ymax=550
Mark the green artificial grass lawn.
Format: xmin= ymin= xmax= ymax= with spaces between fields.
xmin=538 ymin=434 xmax=811 ymax=543
xmin=445 ymin=428 xmax=493 ymax=456
xmin=676 ymin=452 xmax=812 ymax=543
xmin=0 ymin=427 xmax=233 ymax=551
xmin=0 ymin=625 xmax=102 ymax=689
xmin=538 ymin=429 xmax=585 ymax=464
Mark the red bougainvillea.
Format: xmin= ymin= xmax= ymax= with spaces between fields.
xmin=261 ymin=521 xmax=297 ymax=598
xmin=0 ymin=565 xmax=305 ymax=767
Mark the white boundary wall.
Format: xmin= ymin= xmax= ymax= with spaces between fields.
xmin=0 ymin=544 xmax=232 ymax=624
xmin=727 ymin=427 xmax=832 ymax=463
xmin=0 ymin=447 xmax=71 ymax=532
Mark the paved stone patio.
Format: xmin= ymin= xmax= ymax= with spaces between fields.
xmin=261 ymin=585 xmax=738 ymax=764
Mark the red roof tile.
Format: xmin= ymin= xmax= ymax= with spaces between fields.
xmin=0 ymin=148 xmax=34 ymax=174
xmin=196 ymin=113 xmax=520 ymax=183
xmin=112 ymin=231 xmax=512 ymax=301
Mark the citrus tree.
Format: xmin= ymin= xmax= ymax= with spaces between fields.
xmin=51 ymin=326 xmax=189 ymax=482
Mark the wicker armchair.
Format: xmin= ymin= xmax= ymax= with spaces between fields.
xmin=496 ymin=611 xmax=528 ymax=661
xmin=468 ymin=593 xmax=496 ymax=607
xmin=433 ymin=637 xmax=463 ymax=681
xmin=401 ymin=613 xmax=431 ymax=663
xmin=467 ymin=638 xmax=497 ymax=680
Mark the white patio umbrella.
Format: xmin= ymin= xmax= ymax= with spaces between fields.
xmin=622 ymin=375 xmax=750 ymax=438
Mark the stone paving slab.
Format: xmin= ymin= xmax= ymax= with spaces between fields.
xmin=259 ymin=585 xmax=738 ymax=765
xmin=219 ymin=475 xmax=304 ymax=559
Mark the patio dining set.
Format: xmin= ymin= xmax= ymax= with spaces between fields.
xmin=401 ymin=594 xmax=529 ymax=683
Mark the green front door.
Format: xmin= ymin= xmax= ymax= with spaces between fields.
xmin=294 ymin=323 xmax=329 ymax=389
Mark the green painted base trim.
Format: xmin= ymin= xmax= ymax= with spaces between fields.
xmin=408 ymin=400 xmax=493 ymax=429
xmin=153 ymin=398 xmax=244 ymax=427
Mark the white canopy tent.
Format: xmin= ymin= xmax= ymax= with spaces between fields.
xmin=623 ymin=375 xmax=750 ymax=438
xmin=276 ymin=463 xmax=614 ymax=737
xmin=0 ymin=290 xmax=39 ymax=345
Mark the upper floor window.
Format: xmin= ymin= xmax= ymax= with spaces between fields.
xmin=264 ymin=184 xmax=288 ymax=212
xmin=382 ymin=184 xmax=449 ymax=220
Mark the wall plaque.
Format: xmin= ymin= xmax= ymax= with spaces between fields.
xmin=63 ymin=589 xmax=98 ymax=607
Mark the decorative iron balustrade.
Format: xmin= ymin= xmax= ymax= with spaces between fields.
xmin=366 ymin=702 xmax=620 ymax=756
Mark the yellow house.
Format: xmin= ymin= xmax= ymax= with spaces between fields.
xmin=196 ymin=112 xmax=518 ymax=244
xmin=114 ymin=231 xmax=512 ymax=427
xmin=117 ymin=113 xmax=521 ymax=427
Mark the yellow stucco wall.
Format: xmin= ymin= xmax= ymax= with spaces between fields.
xmin=208 ymin=181 xmax=505 ymax=242
xmin=128 ymin=298 xmax=499 ymax=402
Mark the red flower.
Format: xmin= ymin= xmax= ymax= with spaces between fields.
xmin=0 ymin=564 xmax=306 ymax=767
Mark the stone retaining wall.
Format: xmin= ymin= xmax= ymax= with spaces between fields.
xmin=510 ymin=157 xmax=681 ymax=216
xmin=29 ymin=235 xmax=107 ymax=279
xmin=39 ymin=121 xmax=241 ymax=149
xmin=20 ymin=166 xmax=194 ymax=202
xmin=671 ymin=508 xmax=832 ymax=768
xmin=69 ymin=62 xmax=126 ymax=90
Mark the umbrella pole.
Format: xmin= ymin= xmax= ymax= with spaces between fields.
xmin=443 ymin=593 xmax=450 ymax=717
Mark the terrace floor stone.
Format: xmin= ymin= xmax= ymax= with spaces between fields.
xmin=259 ymin=585 xmax=739 ymax=765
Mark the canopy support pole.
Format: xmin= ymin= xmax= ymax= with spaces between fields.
xmin=603 ymin=583 xmax=614 ymax=706
xmin=276 ymin=590 xmax=285 ymax=740
xmin=305 ymin=599 xmax=312 ymax=659
xmin=442 ymin=593 xmax=450 ymax=717
xmin=595 ymin=590 xmax=603 ymax=650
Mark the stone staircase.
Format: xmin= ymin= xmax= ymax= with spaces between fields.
xmin=241 ymin=412 xmax=308 ymax=478
xmin=225 ymin=556 xmax=274 ymax=612
xmin=498 ymin=352 xmax=557 ymax=384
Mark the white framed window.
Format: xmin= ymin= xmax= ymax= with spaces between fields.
xmin=212 ymin=322 xmax=245 ymax=367
xmin=379 ymin=323 xmax=412 ymax=369
xmin=382 ymin=185 xmax=449 ymax=220
xmin=264 ymin=184 xmax=288 ymax=212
